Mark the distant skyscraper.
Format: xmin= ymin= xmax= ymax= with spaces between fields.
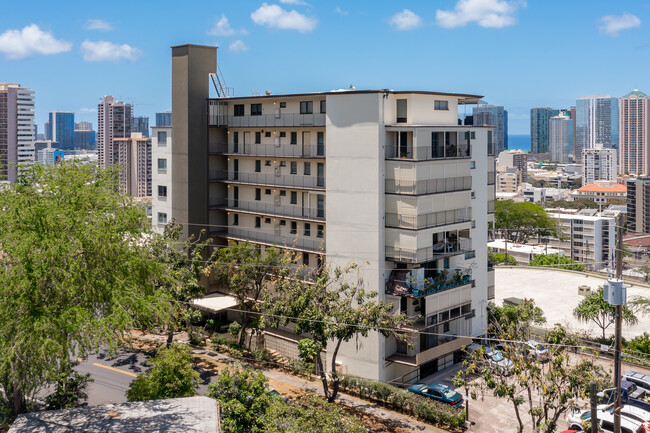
xmin=114 ymin=133 xmax=152 ymax=197
xmin=530 ymin=107 xmax=559 ymax=153
xmin=75 ymin=121 xmax=92 ymax=131
xmin=44 ymin=121 xmax=50 ymax=140
xmin=549 ymin=113 xmax=573 ymax=163
xmin=582 ymin=147 xmax=617 ymax=184
xmin=575 ymin=95 xmax=619 ymax=162
xmin=131 ymin=116 xmax=150 ymax=138
xmin=97 ymin=96 xmax=132 ymax=168
xmin=474 ymin=105 xmax=508 ymax=155
xmin=568 ymin=106 xmax=576 ymax=160
xmin=156 ymin=111 xmax=172 ymax=127
xmin=47 ymin=111 xmax=75 ymax=150
xmin=0 ymin=83 xmax=35 ymax=182
xmin=619 ymin=89 xmax=650 ymax=175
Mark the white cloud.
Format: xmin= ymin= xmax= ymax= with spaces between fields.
xmin=436 ymin=0 xmax=524 ymax=29
xmin=81 ymin=40 xmax=142 ymax=62
xmin=79 ymin=107 xmax=97 ymax=113
xmin=600 ymin=13 xmax=641 ymax=37
xmin=335 ymin=7 xmax=348 ymax=16
xmin=0 ymin=24 xmax=72 ymax=59
xmin=209 ymin=15 xmax=235 ymax=36
xmin=280 ymin=0 xmax=309 ymax=5
xmin=251 ymin=3 xmax=317 ymax=33
xmin=84 ymin=19 xmax=113 ymax=31
xmin=228 ymin=40 xmax=249 ymax=53
xmin=389 ymin=9 xmax=423 ymax=31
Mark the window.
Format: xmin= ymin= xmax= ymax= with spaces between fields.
xmin=290 ymin=131 xmax=297 ymax=144
xmin=396 ymin=99 xmax=407 ymax=123
xmin=290 ymin=161 xmax=297 ymax=174
xmin=280 ymin=190 xmax=287 ymax=196
xmin=265 ymin=188 xmax=271 ymax=195
xmin=280 ymin=220 xmax=286 ymax=226
xmin=317 ymin=163 xmax=324 ymax=187
xmin=317 ymin=132 xmax=324 ymax=155
xmin=233 ymin=214 xmax=239 ymax=226
xmin=157 ymin=158 xmax=167 ymax=171
xmin=432 ymin=132 xmax=444 ymax=158
xmin=255 ymin=188 xmax=261 ymax=201
xmin=434 ymin=100 xmax=449 ymax=110
xmin=280 ymin=161 xmax=286 ymax=167
xmin=255 ymin=131 xmax=261 ymax=144
xmin=265 ymin=131 xmax=271 ymax=138
xmin=251 ymin=104 xmax=262 ymax=116
xmin=445 ymin=131 xmax=458 ymax=157
xmin=291 ymin=191 xmax=297 ymax=204
xmin=317 ymin=195 xmax=324 ymax=218
xmin=255 ymin=216 xmax=261 ymax=228
xmin=280 ymin=102 xmax=286 ymax=108
xmin=300 ymin=101 xmax=313 ymax=114
xmin=255 ymin=160 xmax=261 ymax=172
xmin=470 ymin=161 xmax=476 ymax=169
xmin=303 ymin=252 xmax=310 ymax=266
xmin=265 ymin=217 xmax=271 ymax=224
xmin=234 ymin=104 xmax=244 ymax=116
xmin=233 ymin=131 xmax=239 ymax=153
xmin=320 ymin=100 xmax=326 ymax=114
xmin=304 ymin=162 xmax=311 ymax=175
xmin=290 ymin=221 xmax=297 ymax=234
xmin=280 ymin=132 xmax=286 ymax=138
xmin=265 ymin=160 xmax=271 ymax=166
xmin=157 ymin=212 xmax=167 ymax=224
xmin=304 ymin=223 xmax=311 ymax=236
xmin=157 ymin=131 xmax=167 ymax=144
xmin=158 ymin=185 xmax=167 ymax=198
xmin=317 ymin=224 xmax=324 ymax=238
xmin=487 ymin=130 xmax=494 ymax=156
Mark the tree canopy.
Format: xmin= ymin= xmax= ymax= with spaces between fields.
xmin=492 ymin=200 xmax=558 ymax=243
xmin=529 ymin=254 xmax=585 ymax=272
xmin=573 ymin=287 xmax=638 ymax=340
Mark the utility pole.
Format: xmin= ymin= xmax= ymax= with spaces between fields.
xmin=612 ymin=214 xmax=624 ymax=433
xmin=590 ymin=382 xmax=598 ymax=433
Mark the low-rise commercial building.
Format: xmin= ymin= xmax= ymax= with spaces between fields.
xmin=571 ymin=182 xmax=626 ymax=207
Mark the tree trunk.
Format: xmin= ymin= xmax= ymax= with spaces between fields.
xmin=167 ymin=323 xmax=174 ymax=347
xmin=328 ymin=339 xmax=344 ymax=403
xmin=512 ymin=398 xmax=524 ymax=433
xmin=314 ymin=351 xmax=330 ymax=401
xmin=11 ymin=381 xmax=26 ymax=416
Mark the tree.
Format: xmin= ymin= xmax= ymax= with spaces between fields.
xmin=126 ymin=343 xmax=200 ymax=401
xmin=207 ymin=241 xmax=290 ymax=348
xmin=573 ymin=287 xmax=638 ymax=341
xmin=0 ymin=162 xmax=172 ymax=416
xmin=492 ymin=200 xmax=559 ymax=244
xmin=488 ymin=251 xmax=518 ymax=266
xmin=264 ymin=263 xmax=409 ymax=402
xmin=636 ymin=265 xmax=650 ymax=284
xmin=529 ymin=254 xmax=585 ymax=271
xmin=44 ymin=362 xmax=92 ymax=410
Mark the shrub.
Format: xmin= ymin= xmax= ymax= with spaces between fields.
xmin=187 ymin=325 xmax=204 ymax=346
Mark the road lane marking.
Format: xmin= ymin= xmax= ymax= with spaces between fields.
xmin=92 ymin=363 xmax=138 ymax=378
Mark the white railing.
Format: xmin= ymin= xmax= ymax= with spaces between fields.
xmin=385 ymin=176 xmax=471 ymax=195
xmin=212 ymin=198 xmax=325 ymax=220
xmin=227 ymin=227 xmax=325 ymax=252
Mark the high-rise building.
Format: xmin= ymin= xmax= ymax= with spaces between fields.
xmin=97 ymin=96 xmax=132 ymax=168
xmin=36 ymin=148 xmax=64 ymax=165
xmin=627 ymin=178 xmax=650 ymax=233
xmin=568 ymin=106 xmax=576 ymax=160
xmin=530 ymin=108 xmax=559 ymax=153
xmin=496 ymin=149 xmax=528 ymax=179
xmin=131 ymin=116 xmax=150 ymax=138
xmin=582 ymin=147 xmax=617 ymax=184
xmin=76 ymin=121 xmax=92 ymax=131
xmin=156 ymin=111 xmax=172 ymax=127
xmin=473 ymin=104 xmax=508 ymax=155
xmin=0 ymin=83 xmax=35 ymax=182
xmin=43 ymin=121 xmax=50 ymax=140
xmin=114 ymin=132 xmax=152 ymax=197
xmin=549 ymin=113 xmax=573 ymax=163
xmin=166 ymin=44 xmax=494 ymax=382
xmin=151 ymin=126 xmax=171 ymax=231
xmin=74 ymin=121 xmax=96 ymax=149
xmin=575 ymin=95 xmax=619 ymax=162
xmin=619 ymin=89 xmax=650 ymax=175
xmin=46 ymin=111 xmax=75 ymax=150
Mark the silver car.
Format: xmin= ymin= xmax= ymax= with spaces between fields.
xmin=525 ymin=340 xmax=549 ymax=361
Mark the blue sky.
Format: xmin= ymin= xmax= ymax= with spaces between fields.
xmin=1 ymin=0 xmax=649 ymax=134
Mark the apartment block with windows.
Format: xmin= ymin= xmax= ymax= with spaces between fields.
xmin=114 ymin=132 xmax=152 ymax=197
xmin=0 ymin=83 xmax=35 ymax=182
xmin=152 ymin=126 xmax=172 ymax=231
xmin=172 ymin=44 xmax=493 ymax=383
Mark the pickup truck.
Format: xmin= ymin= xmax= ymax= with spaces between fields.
xmin=599 ymin=380 xmax=650 ymax=413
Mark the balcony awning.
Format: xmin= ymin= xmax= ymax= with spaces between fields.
xmin=191 ymin=292 xmax=238 ymax=313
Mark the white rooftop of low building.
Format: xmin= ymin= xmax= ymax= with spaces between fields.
xmin=547 ymin=212 xmax=615 ymax=221
xmin=488 ymin=239 xmax=561 ymax=255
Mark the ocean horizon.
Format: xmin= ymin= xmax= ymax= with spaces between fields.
xmin=508 ymin=134 xmax=530 ymax=152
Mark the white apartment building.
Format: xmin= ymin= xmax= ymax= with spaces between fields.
xmin=152 ymin=126 xmax=172 ymax=232
xmin=582 ymin=147 xmax=617 ymax=184
xmin=0 ymin=83 xmax=35 ymax=182
xmin=497 ymin=169 xmax=520 ymax=193
xmin=549 ymin=113 xmax=573 ymax=163
xmin=114 ymin=132 xmax=152 ymax=197
xmin=172 ymin=45 xmax=494 ymax=383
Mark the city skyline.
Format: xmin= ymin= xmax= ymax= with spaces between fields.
xmin=1 ymin=0 xmax=648 ymax=134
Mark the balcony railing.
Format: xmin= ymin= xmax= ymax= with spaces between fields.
xmin=211 ymin=198 xmax=325 ymax=221
xmin=210 ymin=170 xmax=325 ymax=190
xmin=386 ymin=268 xmax=472 ymax=297
xmin=385 ymin=144 xmax=471 ymax=161
xmin=385 ymin=176 xmax=471 ymax=195
xmin=211 ymin=142 xmax=325 ymax=158
xmin=386 ymin=207 xmax=471 ymax=230
xmin=386 ymin=238 xmax=471 ymax=263
xmin=226 ymin=227 xmax=325 ymax=253
xmin=209 ymin=112 xmax=326 ymax=128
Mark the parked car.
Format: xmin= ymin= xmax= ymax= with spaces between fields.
xmin=407 ymin=382 xmax=463 ymax=406
xmin=625 ymin=372 xmax=650 ymax=393
xmin=465 ymin=343 xmax=514 ymax=375
xmin=525 ymin=340 xmax=549 ymax=361
xmin=567 ymin=405 xmax=650 ymax=433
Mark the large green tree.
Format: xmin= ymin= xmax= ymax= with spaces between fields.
xmin=573 ymin=287 xmax=638 ymax=340
xmin=492 ymin=200 xmax=558 ymax=243
xmin=529 ymin=254 xmax=585 ymax=271
xmin=0 ymin=162 xmax=171 ymax=416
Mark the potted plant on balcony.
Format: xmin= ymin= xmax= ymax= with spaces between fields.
xmin=453 ymin=269 xmax=463 ymax=286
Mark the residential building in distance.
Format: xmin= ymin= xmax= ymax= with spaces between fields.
xmin=151 ymin=126 xmax=172 ymax=231
xmin=497 ymin=149 xmax=527 ymax=179
xmin=619 ymin=89 xmax=650 ymax=176
xmin=549 ymin=113 xmax=573 ymax=163
xmin=496 ymin=169 xmax=520 ymax=193
xmin=76 ymin=121 xmax=92 ymax=130
xmin=568 ymin=106 xmax=576 ymax=160
xmin=628 ymin=178 xmax=650 ymax=233
xmin=114 ymin=132 xmax=152 ymax=197
xmin=156 ymin=111 xmax=172 ymax=127
xmin=488 ymin=239 xmax=562 ymax=265
xmin=46 ymin=111 xmax=74 ymax=150
xmin=34 ymin=139 xmax=57 ymax=152
xmin=530 ymin=107 xmax=558 ymax=154
xmin=0 ymin=83 xmax=35 ymax=182
xmin=36 ymin=148 xmax=64 ymax=165
xmin=74 ymin=121 xmax=96 ymax=149
xmin=43 ymin=121 xmax=50 ymax=140
xmin=97 ymin=96 xmax=132 ymax=168
xmin=582 ymin=147 xmax=617 ymax=184
xmin=132 ymin=115 xmax=150 ymax=138
xmin=172 ymin=44 xmax=494 ymax=382
xmin=571 ymin=181 xmax=626 ymax=208
xmin=575 ymin=95 xmax=619 ymax=162
xmin=473 ymin=104 xmax=508 ymax=155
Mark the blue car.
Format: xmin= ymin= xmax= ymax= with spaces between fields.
xmin=407 ymin=382 xmax=464 ymax=406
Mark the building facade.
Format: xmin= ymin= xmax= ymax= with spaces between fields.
xmin=571 ymin=182 xmax=626 ymax=207
xmin=582 ymin=147 xmax=617 ymax=184
xmin=497 ymin=149 xmax=528 ymax=179
xmin=530 ymin=107 xmax=559 ymax=154
xmin=169 ymin=44 xmax=494 ymax=382
xmin=36 ymin=148 xmax=64 ymax=165
xmin=74 ymin=121 xmax=96 ymax=149
xmin=151 ymin=126 xmax=172 ymax=231
xmin=156 ymin=111 xmax=172 ymax=127
xmin=628 ymin=178 xmax=650 ymax=233
xmin=575 ymin=95 xmax=619 ymax=162
xmin=46 ymin=111 xmax=74 ymax=150
xmin=473 ymin=104 xmax=508 ymax=156
xmin=496 ymin=170 xmax=519 ymax=193
xmin=549 ymin=113 xmax=573 ymax=163
xmin=97 ymin=96 xmax=132 ymax=168
xmin=114 ymin=132 xmax=152 ymax=197
xmin=0 ymin=83 xmax=35 ymax=182
xmin=619 ymin=89 xmax=650 ymax=176
xmin=132 ymin=115 xmax=150 ymax=138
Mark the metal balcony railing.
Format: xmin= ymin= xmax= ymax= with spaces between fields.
xmin=210 ymin=170 xmax=325 ymax=189
xmin=385 ymin=207 xmax=471 ymax=230
xmin=211 ymin=142 xmax=325 ymax=158
xmin=226 ymin=227 xmax=325 ymax=253
xmin=386 ymin=238 xmax=472 ymax=263
xmin=385 ymin=144 xmax=471 ymax=161
xmin=385 ymin=176 xmax=471 ymax=195
xmin=211 ymin=198 xmax=325 ymax=221
xmin=209 ymin=112 xmax=326 ymax=128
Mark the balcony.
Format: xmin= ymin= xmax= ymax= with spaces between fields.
xmin=226 ymin=227 xmax=324 ymax=253
xmin=209 ymin=170 xmax=325 ymax=190
xmin=210 ymin=142 xmax=325 ymax=158
xmin=210 ymin=198 xmax=325 ymax=221
xmin=386 ymin=207 xmax=471 ymax=230
xmin=386 ymin=268 xmax=472 ymax=298
xmin=209 ymin=112 xmax=326 ymax=128
xmin=385 ymin=144 xmax=471 ymax=161
xmin=386 ymin=232 xmax=472 ymax=264
xmin=387 ymin=334 xmax=472 ymax=367
xmin=385 ymin=176 xmax=471 ymax=195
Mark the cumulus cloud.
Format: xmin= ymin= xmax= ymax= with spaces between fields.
xmin=335 ymin=7 xmax=348 ymax=16
xmin=251 ymin=3 xmax=317 ymax=33
xmin=209 ymin=15 xmax=238 ymax=36
xmin=84 ymin=19 xmax=113 ymax=31
xmin=228 ymin=40 xmax=249 ymax=53
xmin=600 ymin=13 xmax=641 ymax=37
xmin=81 ymin=40 xmax=142 ymax=62
xmin=436 ymin=0 xmax=524 ymax=29
xmin=389 ymin=9 xmax=423 ymax=31
xmin=0 ymin=24 xmax=72 ymax=59
xmin=280 ymin=0 xmax=309 ymax=5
